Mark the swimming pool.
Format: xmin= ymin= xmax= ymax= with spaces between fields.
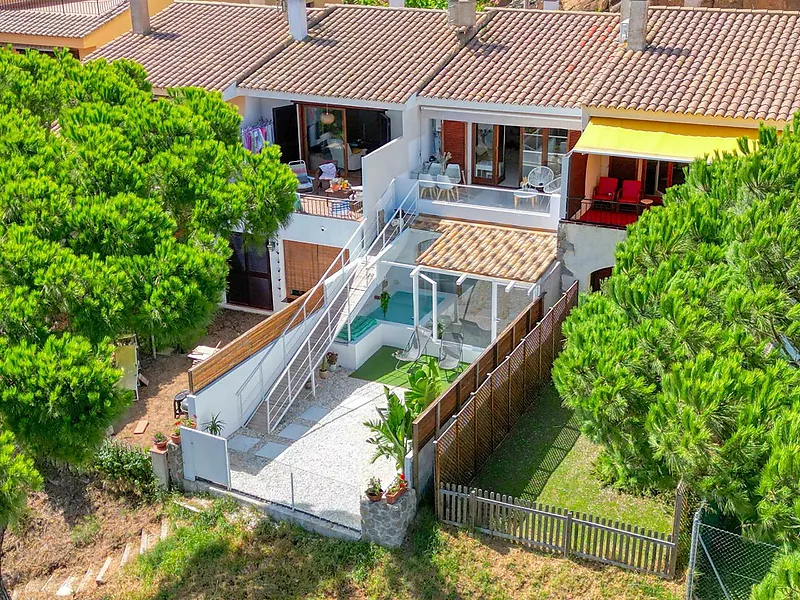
xmin=367 ymin=290 xmax=446 ymax=326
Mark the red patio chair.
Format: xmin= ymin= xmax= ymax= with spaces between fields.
xmin=618 ymin=180 xmax=642 ymax=209
xmin=592 ymin=177 xmax=618 ymax=203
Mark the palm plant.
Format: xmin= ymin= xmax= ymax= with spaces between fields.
xmin=364 ymin=387 xmax=415 ymax=476
xmin=405 ymin=357 xmax=443 ymax=414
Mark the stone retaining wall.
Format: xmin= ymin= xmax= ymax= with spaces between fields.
xmin=360 ymin=488 xmax=417 ymax=548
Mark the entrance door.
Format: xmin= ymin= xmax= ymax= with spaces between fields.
xmin=273 ymin=105 xmax=300 ymax=163
xmin=441 ymin=120 xmax=467 ymax=179
xmin=227 ymin=234 xmax=273 ymax=310
xmin=472 ymin=124 xmax=505 ymax=186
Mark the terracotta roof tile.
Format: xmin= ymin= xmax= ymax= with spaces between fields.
xmin=0 ymin=0 xmax=128 ymax=38
xmin=413 ymin=217 xmax=556 ymax=284
xmin=586 ymin=7 xmax=800 ymax=122
xmin=239 ymin=5 xmax=464 ymax=104
xmin=89 ymin=1 xmax=294 ymax=91
xmin=421 ymin=9 xmax=619 ymax=108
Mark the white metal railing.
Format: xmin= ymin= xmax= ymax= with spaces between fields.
xmin=252 ymin=181 xmax=420 ymax=432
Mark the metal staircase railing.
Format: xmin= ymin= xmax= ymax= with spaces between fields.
xmin=247 ymin=182 xmax=419 ymax=433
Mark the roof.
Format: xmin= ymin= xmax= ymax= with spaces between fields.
xmin=239 ymin=5 xmax=465 ymax=104
xmin=413 ymin=217 xmax=557 ymax=283
xmin=89 ymin=1 xmax=294 ymax=91
xmin=420 ymin=9 xmax=619 ymax=108
xmin=586 ymin=7 xmax=800 ymax=121
xmin=0 ymin=0 xmax=128 ymax=38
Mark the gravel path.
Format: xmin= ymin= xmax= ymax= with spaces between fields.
xmin=229 ymin=368 xmax=401 ymax=531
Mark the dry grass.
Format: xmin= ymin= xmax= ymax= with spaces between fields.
xmin=106 ymin=499 xmax=683 ymax=600
xmin=113 ymin=309 xmax=265 ymax=448
xmin=4 ymin=463 xmax=162 ymax=592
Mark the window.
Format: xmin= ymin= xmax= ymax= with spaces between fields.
xmin=643 ymin=160 xmax=689 ymax=197
xmin=522 ymin=127 xmax=568 ymax=178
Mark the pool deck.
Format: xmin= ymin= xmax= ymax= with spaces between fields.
xmin=227 ymin=367 xmax=399 ymax=531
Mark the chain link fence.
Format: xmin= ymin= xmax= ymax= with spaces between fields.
xmin=686 ymin=508 xmax=780 ymax=600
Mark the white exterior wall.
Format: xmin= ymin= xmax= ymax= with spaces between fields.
xmin=558 ymin=221 xmax=627 ymax=292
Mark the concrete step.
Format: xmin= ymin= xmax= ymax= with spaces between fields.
xmin=55 ymin=575 xmax=76 ymax=597
xmin=95 ymin=556 xmax=113 ymax=586
xmin=75 ymin=568 xmax=93 ymax=595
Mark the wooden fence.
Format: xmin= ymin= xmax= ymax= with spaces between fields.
xmin=188 ymin=286 xmax=324 ymax=393
xmin=411 ymin=294 xmax=547 ymax=484
xmin=440 ymin=483 xmax=687 ymax=579
xmin=432 ymin=282 xmax=578 ymax=488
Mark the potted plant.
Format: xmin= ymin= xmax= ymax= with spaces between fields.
xmin=326 ymin=351 xmax=339 ymax=372
xmin=319 ymin=355 xmax=329 ymax=380
xmin=171 ymin=416 xmax=195 ymax=445
xmin=153 ymin=432 xmax=168 ymax=451
xmin=386 ymin=475 xmax=408 ymax=505
xmin=202 ymin=413 xmax=226 ymax=437
xmin=379 ymin=291 xmax=391 ymax=319
xmin=365 ymin=476 xmax=383 ymax=502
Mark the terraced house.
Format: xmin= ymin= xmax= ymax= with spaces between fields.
xmin=86 ymin=0 xmax=800 ymax=535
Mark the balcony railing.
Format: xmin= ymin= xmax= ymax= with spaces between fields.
xmin=0 ymin=0 xmax=125 ymax=14
xmin=418 ymin=181 xmax=555 ymax=215
xmin=297 ymin=194 xmax=363 ymax=222
xmin=563 ymin=197 xmax=651 ymax=229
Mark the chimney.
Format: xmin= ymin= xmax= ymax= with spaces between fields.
xmin=130 ymin=0 xmax=151 ymax=35
xmin=286 ymin=0 xmax=308 ymax=41
xmin=448 ymin=0 xmax=475 ymax=32
xmin=627 ymin=0 xmax=649 ymax=51
xmin=542 ymin=0 xmax=559 ymax=8
xmin=389 ymin=0 xmax=404 ymax=6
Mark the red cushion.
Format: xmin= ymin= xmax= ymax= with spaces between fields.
xmin=619 ymin=180 xmax=642 ymax=203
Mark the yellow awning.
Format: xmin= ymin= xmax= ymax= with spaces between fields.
xmin=573 ymin=118 xmax=759 ymax=162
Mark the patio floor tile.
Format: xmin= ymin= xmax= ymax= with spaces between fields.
xmin=277 ymin=423 xmax=310 ymax=441
xmin=255 ymin=442 xmax=290 ymax=460
xmin=227 ymin=434 xmax=260 ymax=453
xmin=298 ymin=405 xmax=329 ymax=423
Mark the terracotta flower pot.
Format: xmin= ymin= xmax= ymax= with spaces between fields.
xmin=170 ymin=433 xmax=181 ymax=446
xmin=319 ymin=370 xmax=329 ymax=380
xmin=366 ymin=491 xmax=383 ymax=503
xmin=386 ymin=486 xmax=407 ymax=505
xmin=154 ymin=440 xmax=168 ymax=451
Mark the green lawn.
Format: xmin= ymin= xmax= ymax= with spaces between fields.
xmin=349 ymin=345 xmax=467 ymax=388
xmin=472 ymin=384 xmax=673 ymax=533
xmin=110 ymin=498 xmax=682 ymax=600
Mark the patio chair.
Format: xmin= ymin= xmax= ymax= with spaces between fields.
xmin=592 ymin=177 xmax=618 ymax=203
xmin=436 ymin=174 xmax=459 ymax=202
xmin=445 ymin=163 xmax=462 ymax=184
xmin=288 ymin=160 xmax=314 ymax=193
xmin=429 ymin=162 xmax=442 ymax=177
xmin=617 ymin=180 xmax=643 ymax=211
xmin=438 ymin=332 xmax=464 ymax=373
xmin=527 ymin=165 xmax=554 ymax=188
xmin=394 ymin=326 xmax=430 ymax=370
xmin=419 ymin=172 xmax=437 ymax=199
xmin=317 ymin=160 xmax=338 ymax=192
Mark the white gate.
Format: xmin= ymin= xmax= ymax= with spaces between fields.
xmin=181 ymin=426 xmax=230 ymax=489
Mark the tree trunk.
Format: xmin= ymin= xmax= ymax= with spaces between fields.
xmin=0 ymin=526 xmax=10 ymax=600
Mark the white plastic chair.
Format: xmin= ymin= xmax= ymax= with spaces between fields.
xmin=527 ymin=166 xmax=555 ymax=188
xmin=436 ymin=174 xmax=459 ymax=202
xmin=445 ymin=163 xmax=462 ymax=184
xmin=543 ymin=176 xmax=562 ymax=194
xmin=429 ymin=162 xmax=442 ymax=177
xmin=419 ymin=173 xmax=437 ymax=199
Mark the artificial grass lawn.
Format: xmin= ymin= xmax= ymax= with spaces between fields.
xmin=113 ymin=497 xmax=682 ymax=600
xmin=472 ymin=383 xmax=673 ymax=533
xmin=349 ymin=345 xmax=467 ymax=389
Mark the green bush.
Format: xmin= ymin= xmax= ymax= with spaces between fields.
xmin=93 ymin=439 xmax=161 ymax=500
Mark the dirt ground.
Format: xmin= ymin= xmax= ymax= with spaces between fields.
xmin=113 ymin=309 xmax=266 ymax=448
xmin=3 ymin=463 xmax=161 ymax=593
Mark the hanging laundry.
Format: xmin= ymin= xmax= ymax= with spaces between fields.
xmin=240 ymin=119 xmax=275 ymax=154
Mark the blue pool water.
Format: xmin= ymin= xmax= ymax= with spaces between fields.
xmin=368 ymin=291 xmax=446 ymax=326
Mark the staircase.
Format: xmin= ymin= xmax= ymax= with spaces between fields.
xmin=246 ymin=184 xmax=419 ymax=433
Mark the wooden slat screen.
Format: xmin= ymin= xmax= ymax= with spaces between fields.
xmin=283 ymin=240 xmax=348 ymax=296
xmin=188 ymin=286 xmax=324 ymax=393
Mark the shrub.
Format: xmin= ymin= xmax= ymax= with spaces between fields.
xmin=71 ymin=515 xmax=101 ymax=547
xmin=93 ymin=439 xmax=160 ymax=500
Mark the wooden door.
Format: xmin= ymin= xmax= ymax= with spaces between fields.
xmin=441 ymin=120 xmax=467 ymax=177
